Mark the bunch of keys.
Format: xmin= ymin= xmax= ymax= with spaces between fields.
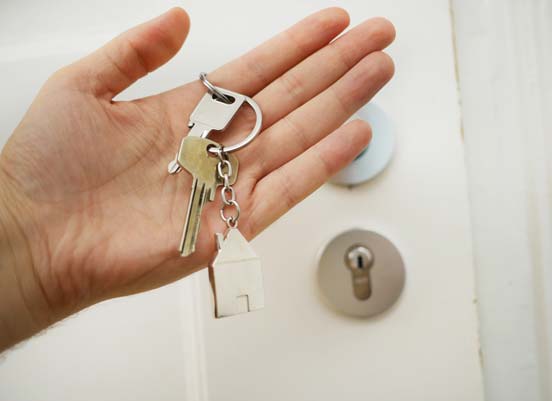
xmin=168 ymin=73 xmax=264 ymax=318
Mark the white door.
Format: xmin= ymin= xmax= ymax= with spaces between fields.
xmin=0 ymin=1 xmax=485 ymax=400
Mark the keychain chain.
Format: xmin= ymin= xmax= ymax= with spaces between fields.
xmin=216 ymin=150 xmax=241 ymax=228
xmin=167 ymin=72 xmax=263 ymax=317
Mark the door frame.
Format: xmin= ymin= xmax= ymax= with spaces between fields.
xmin=451 ymin=1 xmax=552 ymax=400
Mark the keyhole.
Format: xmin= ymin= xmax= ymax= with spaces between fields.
xmin=345 ymin=245 xmax=375 ymax=300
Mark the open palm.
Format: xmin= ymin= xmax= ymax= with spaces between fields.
xmin=0 ymin=8 xmax=394 ymax=321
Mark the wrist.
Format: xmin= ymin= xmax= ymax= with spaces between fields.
xmin=0 ymin=167 xmax=52 ymax=352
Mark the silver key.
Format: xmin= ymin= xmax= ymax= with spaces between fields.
xmin=168 ymin=90 xmax=245 ymax=174
xmin=209 ymin=228 xmax=264 ymax=318
xmin=177 ymin=136 xmax=239 ymax=256
xmin=188 ymin=91 xmax=245 ymax=136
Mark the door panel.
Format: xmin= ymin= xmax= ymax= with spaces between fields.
xmin=196 ymin=1 xmax=483 ymax=399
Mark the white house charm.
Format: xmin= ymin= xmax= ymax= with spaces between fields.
xmin=209 ymin=228 xmax=265 ymax=318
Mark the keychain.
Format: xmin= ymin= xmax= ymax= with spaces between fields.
xmin=168 ymin=73 xmax=264 ymax=318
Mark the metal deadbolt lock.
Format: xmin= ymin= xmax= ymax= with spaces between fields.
xmin=318 ymin=229 xmax=405 ymax=318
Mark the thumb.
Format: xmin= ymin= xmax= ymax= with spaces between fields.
xmin=62 ymin=7 xmax=190 ymax=99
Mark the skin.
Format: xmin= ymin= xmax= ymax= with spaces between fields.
xmin=0 ymin=7 xmax=395 ymax=352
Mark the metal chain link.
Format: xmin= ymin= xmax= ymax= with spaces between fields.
xmin=216 ymin=150 xmax=240 ymax=228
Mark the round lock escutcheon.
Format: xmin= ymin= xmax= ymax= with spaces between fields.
xmin=317 ymin=229 xmax=405 ymax=318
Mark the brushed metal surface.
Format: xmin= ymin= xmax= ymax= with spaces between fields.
xmin=318 ymin=229 xmax=405 ymax=318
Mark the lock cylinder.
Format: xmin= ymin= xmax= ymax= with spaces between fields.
xmin=317 ymin=229 xmax=406 ymax=318
xmin=345 ymin=245 xmax=375 ymax=300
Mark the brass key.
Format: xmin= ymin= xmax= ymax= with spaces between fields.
xmin=177 ymin=136 xmax=238 ymax=256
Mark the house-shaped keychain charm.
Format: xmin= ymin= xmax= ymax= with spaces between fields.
xmin=209 ymin=228 xmax=265 ymax=318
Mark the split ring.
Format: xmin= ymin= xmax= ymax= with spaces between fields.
xmin=206 ymin=92 xmax=263 ymax=154
xmin=199 ymin=72 xmax=232 ymax=104
xmin=199 ymin=74 xmax=263 ymax=154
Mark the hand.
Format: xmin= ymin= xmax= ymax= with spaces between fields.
xmin=0 ymin=7 xmax=394 ymax=350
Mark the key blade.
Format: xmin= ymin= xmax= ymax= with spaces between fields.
xmin=180 ymin=178 xmax=208 ymax=257
xmin=177 ymin=137 xmax=221 ymax=257
xmin=187 ymin=122 xmax=214 ymax=138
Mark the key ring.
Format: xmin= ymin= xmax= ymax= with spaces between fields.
xmin=200 ymin=73 xmax=263 ymax=154
xmin=200 ymin=72 xmax=232 ymax=104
